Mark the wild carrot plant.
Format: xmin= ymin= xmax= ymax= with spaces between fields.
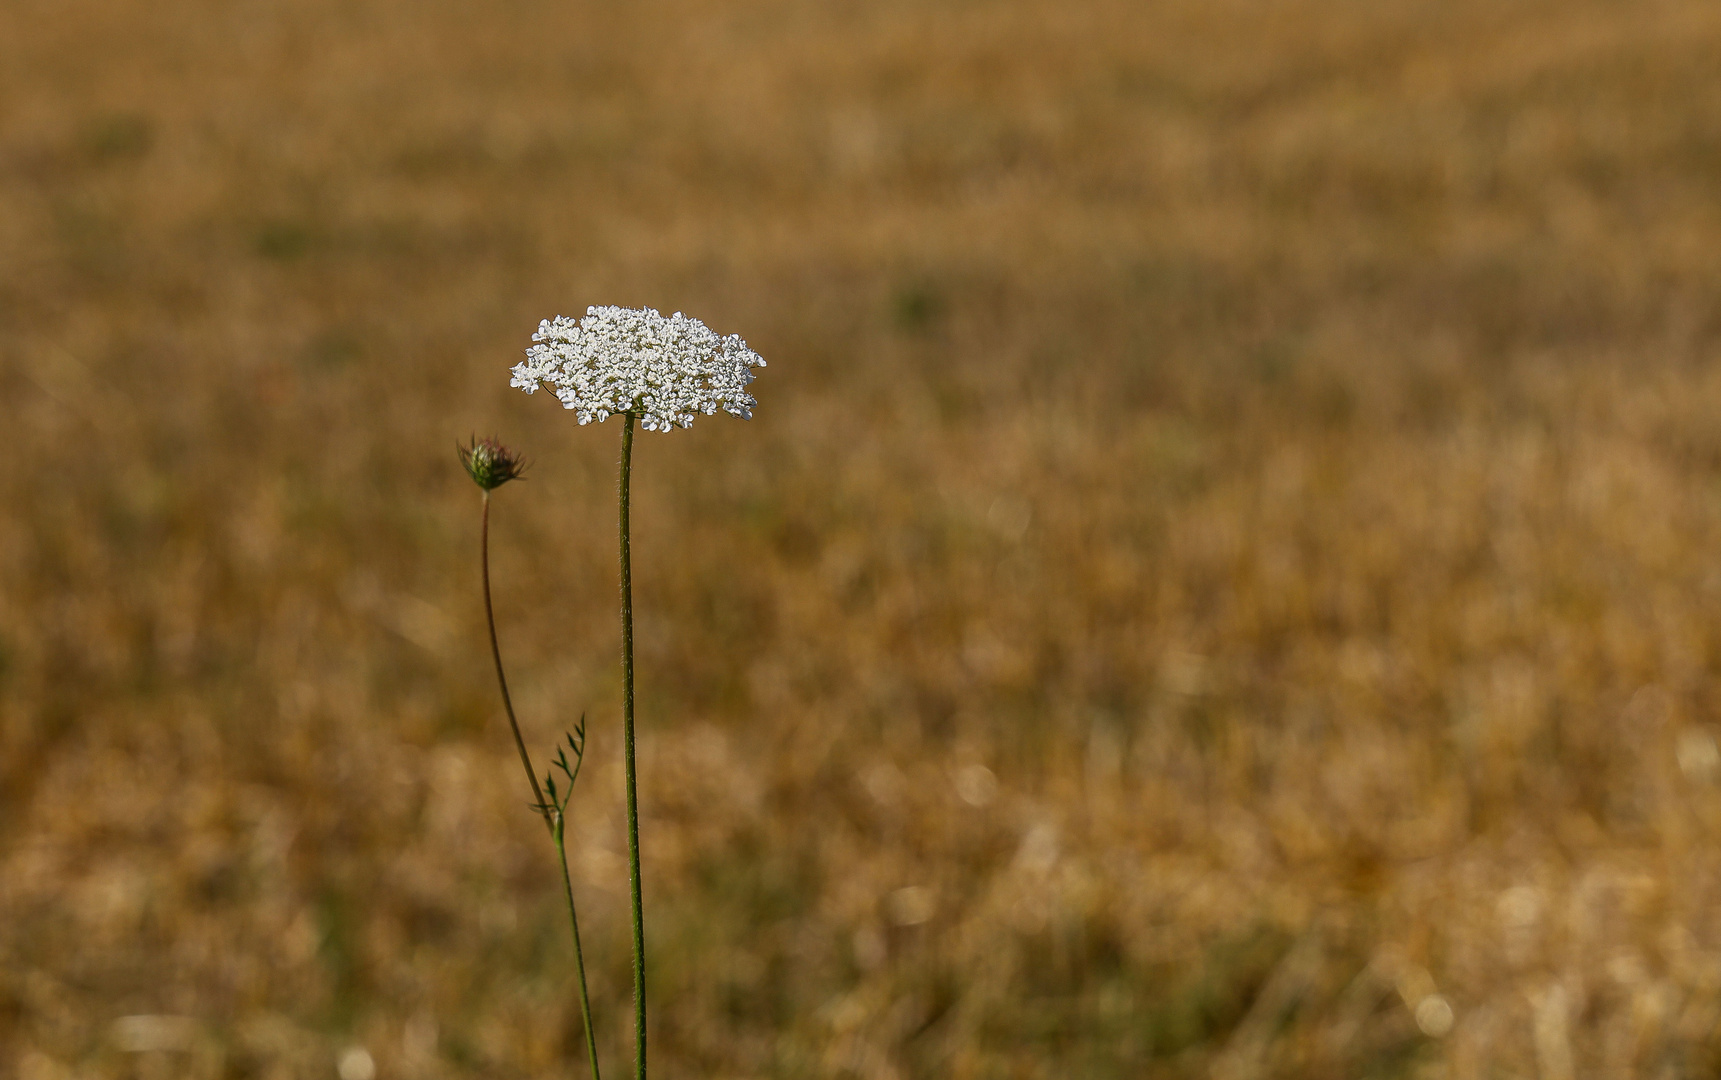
xmin=461 ymin=436 xmax=601 ymax=1079
xmin=509 ymin=306 xmax=765 ymax=1080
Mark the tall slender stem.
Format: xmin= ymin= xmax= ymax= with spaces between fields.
xmin=482 ymin=490 xmax=550 ymax=831
xmin=618 ymin=412 xmax=646 ymax=1080
xmin=556 ymin=813 xmax=603 ymax=1080
xmin=483 ymin=486 xmax=602 ymax=1080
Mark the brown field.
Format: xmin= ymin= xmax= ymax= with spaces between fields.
xmin=5 ymin=0 xmax=1721 ymax=1076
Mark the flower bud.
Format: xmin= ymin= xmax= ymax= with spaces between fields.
xmin=459 ymin=436 xmax=526 ymax=490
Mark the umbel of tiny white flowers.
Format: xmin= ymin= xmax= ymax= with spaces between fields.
xmin=510 ymin=305 xmax=766 ymax=431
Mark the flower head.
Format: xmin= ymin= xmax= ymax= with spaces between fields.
xmin=510 ymin=306 xmax=765 ymax=432
xmin=459 ymin=435 xmax=527 ymax=490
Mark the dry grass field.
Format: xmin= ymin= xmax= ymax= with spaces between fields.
xmin=5 ymin=0 xmax=1721 ymax=1076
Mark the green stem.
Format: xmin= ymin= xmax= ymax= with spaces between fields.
xmin=618 ymin=412 xmax=646 ymax=1080
xmin=482 ymin=490 xmax=550 ymax=831
xmin=556 ymin=813 xmax=604 ymax=1080
xmin=483 ymin=489 xmax=603 ymax=1080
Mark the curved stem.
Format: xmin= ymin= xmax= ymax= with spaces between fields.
xmin=618 ymin=413 xmax=646 ymax=1080
xmin=482 ymin=491 xmax=551 ymax=832
xmin=556 ymin=813 xmax=604 ymax=1080
xmin=482 ymin=486 xmax=603 ymax=1080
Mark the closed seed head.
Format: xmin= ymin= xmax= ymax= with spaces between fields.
xmin=458 ymin=436 xmax=527 ymax=490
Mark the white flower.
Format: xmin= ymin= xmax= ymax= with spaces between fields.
xmin=511 ymin=306 xmax=765 ymax=432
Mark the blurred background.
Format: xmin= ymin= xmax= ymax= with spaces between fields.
xmin=5 ymin=0 xmax=1721 ymax=1076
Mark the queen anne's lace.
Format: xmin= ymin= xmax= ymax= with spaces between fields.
xmin=511 ymin=306 xmax=765 ymax=432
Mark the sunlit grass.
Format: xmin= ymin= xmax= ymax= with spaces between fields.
xmin=4 ymin=0 xmax=1721 ymax=1076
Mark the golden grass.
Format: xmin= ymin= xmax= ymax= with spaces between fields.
xmin=6 ymin=0 xmax=1721 ymax=1075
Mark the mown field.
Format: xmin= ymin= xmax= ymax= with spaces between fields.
xmin=5 ymin=0 xmax=1721 ymax=1076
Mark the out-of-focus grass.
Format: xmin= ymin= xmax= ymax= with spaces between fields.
xmin=5 ymin=0 xmax=1721 ymax=1076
